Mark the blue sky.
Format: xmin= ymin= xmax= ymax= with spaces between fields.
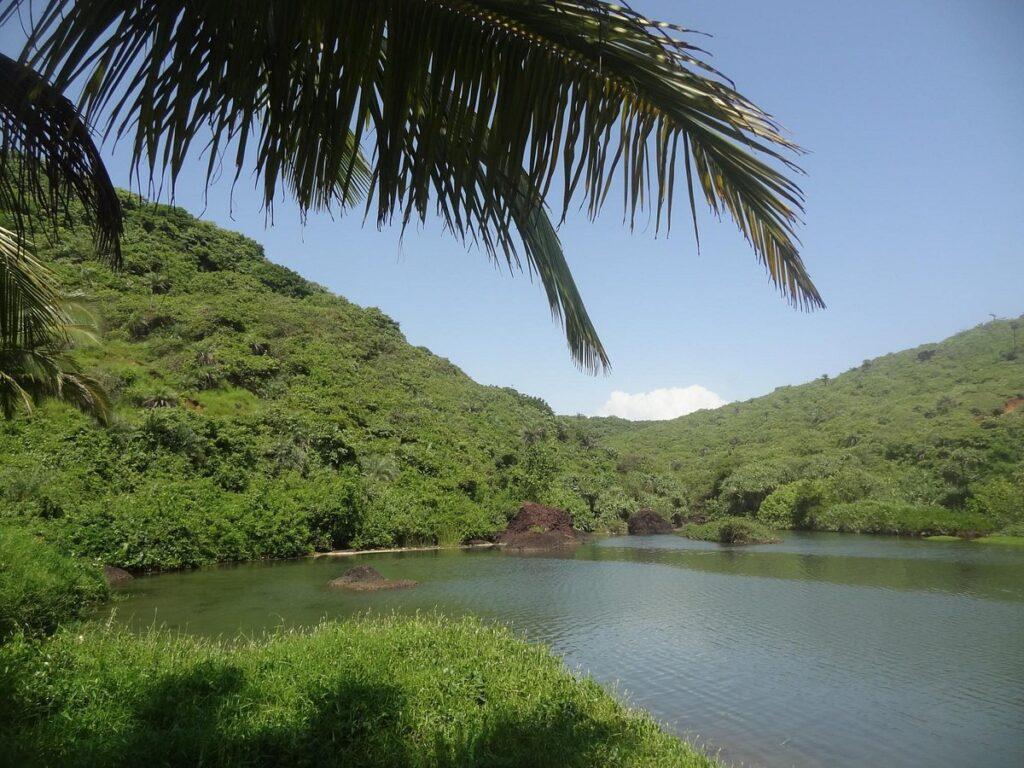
xmin=3 ymin=1 xmax=1022 ymax=417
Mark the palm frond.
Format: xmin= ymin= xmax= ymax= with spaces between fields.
xmin=8 ymin=0 xmax=823 ymax=371
xmin=52 ymin=368 xmax=111 ymax=426
xmin=0 ymin=224 xmax=67 ymax=350
xmin=0 ymin=225 xmax=109 ymax=423
xmin=0 ymin=53 xmax=122 ymax=263
xmin=0 ymin=368 xmax=32 ymax=419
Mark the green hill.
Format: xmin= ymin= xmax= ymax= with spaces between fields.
xmin=0 ymin=198 xmax=629 ymax=568
xmin=601 ymin=317 xmax=1024 ymax=534
xmin=1 ymin=199 xmax=1021 ymax=569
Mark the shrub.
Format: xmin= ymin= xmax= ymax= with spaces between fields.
xmin=60 ymin=480 xmax=317 ymax=570
xmin=718 ymin=460 xmax=799 ymax=515
xmin=0 ymin=525 xmax=108 ymax=640
xmin=967 ymin=477 xmax=1024 ymax=526
xmin=757 ymin=480 xmax=822 ymax=528
xmin=805 ymin=500 xmax=995 ymax=536
xmin=997 ymin=521 xmax=1024 ymax=537
xmin=0 ymin=616 xmax=714 ymax=768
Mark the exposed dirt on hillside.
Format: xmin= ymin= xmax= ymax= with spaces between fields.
xmin=497 ymin=503 xmax=581 ymax=550
xmin=1003 ymin=397 xmax=1024 ymax=415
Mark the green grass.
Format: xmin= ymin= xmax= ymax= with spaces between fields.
xmin=924 ymin=533 xmax=1024 ymax=547
xmin=0 ymin=524 xmax=109 ymax=640
xmin=678 ymin=517 xmax=780 ymax=545
xmin=0 ymin=615 xmax=717 ymax=768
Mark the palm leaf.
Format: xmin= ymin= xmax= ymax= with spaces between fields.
xmin=0 ymin=53 xmax=122 ymax=263
xmin=7 ymin=0 xmax=823 ymax=372
xmin=0 ymin=224 xmax=67 ymax=350
xmin=0 ymin=225 xmax=109 ymax=423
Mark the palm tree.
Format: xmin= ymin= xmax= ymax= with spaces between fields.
xmin=0 ymin=53 xmax=120 ymax=422
xmin=0 ymin=53 xmax=121 ymax=260
xmin=0 ymin=226 xmax=110 ymax=423
xmin=3 ymin=0 xmax=823 ymax=372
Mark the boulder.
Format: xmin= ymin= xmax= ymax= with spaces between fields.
xmin=328 ymin=565 xmax=417 ymax=591
xmin=627 ymin=509 xmax=673 ymax=535
xmin=496 ymin=503 xmax=580 ymax=550
xmin=103 ymin=565 xmax=134 ymax=585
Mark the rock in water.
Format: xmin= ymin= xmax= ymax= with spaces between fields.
xmin=627 ymin=509 xmax=673 ymax=535
xmin=496 ymin=503 xmax=581 ymax=550
xmin=328 ymin=565 xmax=417 ymax=591
xmin=103 ymin=565 xmax=134 ymax=585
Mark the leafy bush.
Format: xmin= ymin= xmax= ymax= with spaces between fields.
xmin=805 ymin=500 xmax=995 ymax=536
xmin=0 ymin=616 xmax=715 ymax=768
xmin=756 ymin=480 xmax=822 ymax=528
xmin=0 ymin=524 xmax=108 ymax=640
xmin=717 ymin=460 xmax=799 ymax=515
xmin=996 ymin=521 xmax=1024 ymax=537
xmin=967 ymin=476 xmax=1024 ymax=526
xmin=59 ymin=480 xmax=318 ymax=570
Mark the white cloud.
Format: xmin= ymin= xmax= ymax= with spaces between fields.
xmin=597 ymin=385 xmax=729 ymax=421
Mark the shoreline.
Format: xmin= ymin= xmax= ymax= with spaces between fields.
xmin=314 ymin=541 xmax=501 ymax=557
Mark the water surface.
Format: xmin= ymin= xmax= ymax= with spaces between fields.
xmin=108 ymin=533 xmax=1024 ymax=768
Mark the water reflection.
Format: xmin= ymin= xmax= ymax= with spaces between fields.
xmin=577 ymin=536 xmax=1024 ymax=601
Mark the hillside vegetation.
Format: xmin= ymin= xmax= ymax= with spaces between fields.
xmin=0 ymin=198 xmax=630 ymax=569
xmin=0 ymin=198 xmax=1021 ymax=569
xmin=603 ymin=318 xmax=1024 ymax=535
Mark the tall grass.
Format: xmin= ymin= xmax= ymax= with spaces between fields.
xmin=0 ymin=615 xmax=717 ymax=768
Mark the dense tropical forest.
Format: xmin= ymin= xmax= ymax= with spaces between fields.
xmin=1 ymin=199 xmax=1021 ymax=574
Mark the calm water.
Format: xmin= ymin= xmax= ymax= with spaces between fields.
xmin=108 ymin=533 xmax=1024 ymax=768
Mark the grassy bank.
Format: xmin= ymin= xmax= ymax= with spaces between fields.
xmin=0 ymin=616 xmax=716 ymax=768
xmin=0 ymin=524 xmax=108 ymax=640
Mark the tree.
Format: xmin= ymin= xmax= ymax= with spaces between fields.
xmin=4 ymin=0 xmax=822 ymax=372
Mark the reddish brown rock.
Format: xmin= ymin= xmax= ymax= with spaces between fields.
xmin=328 ymin=565 xmax=417 ymax=591
xmin=103 ymin=565 xmax=134 ymax=585
xmin=496 ymin=503 xmax=581 ymax=550
xmin=627 ymin=509 xmax=673 ymax=535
